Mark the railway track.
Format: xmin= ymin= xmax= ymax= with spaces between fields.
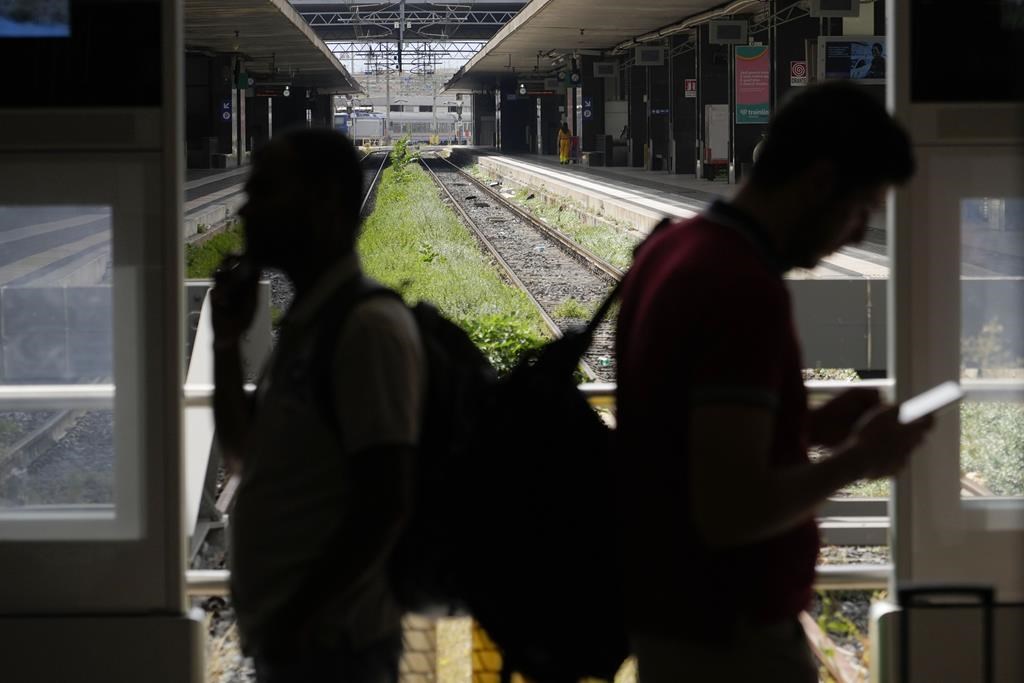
xmin=360 ymin=151 xmax=389 ymax=217
xmin=421 ymin=154 xmax=623 ymax=382
xmin=0 ymin=408 xmax=95 ymax=503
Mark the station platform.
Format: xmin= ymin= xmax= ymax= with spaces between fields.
xmin=462 ymin=150 xmax=889 ymax=280
xmin=514 ymin=152 xmax=735 ymax=205
xmin=184 ymin=166 xmax=249 ymax=239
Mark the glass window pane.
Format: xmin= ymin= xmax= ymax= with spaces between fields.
xmin=0 ymin=206 xmax=112 ymax=382
xmin=0 ymin=206 xmax=114 ymax=511
xmin=0 ymin=409 xmax=114 ymax=507
xmin=960 ymin=198 xmax=1024 ymax=498
xmin=961 ymin=401 xmax=1024 ymax=497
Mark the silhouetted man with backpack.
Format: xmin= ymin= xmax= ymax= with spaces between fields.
xmin=615 ymin=82 xmax=934 ymax=681
xmin=211 ymin=129 xmax=424 ymax=682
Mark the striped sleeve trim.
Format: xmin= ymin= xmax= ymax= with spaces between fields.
xmin=689 ymin=385 xmax=779 ymax=409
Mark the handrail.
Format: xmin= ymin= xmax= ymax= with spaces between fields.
xmin=0 ymin=384 xmax=115 ymax=410
xmin=2 ymin=377 xmax=1022 ymax=410
xmin=185 ymin=564 xmax=891 ymax=597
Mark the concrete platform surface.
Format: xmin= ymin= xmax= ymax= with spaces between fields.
xmin=467 ymin=151 xmax=890 ymax=280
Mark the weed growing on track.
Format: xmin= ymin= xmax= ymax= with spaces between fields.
xmin=360 ymin=164 xmax=547 ymax=372
xmin=553 ymin=298 xmax=590 ymax=320
xmin=389 ymin=135 xmax=419 ymax=182
xmin=185 ymin=225 xmax=244 ymax=279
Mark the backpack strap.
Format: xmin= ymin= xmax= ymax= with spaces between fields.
xmin=309 ymin=276 xmax=403 ymax=439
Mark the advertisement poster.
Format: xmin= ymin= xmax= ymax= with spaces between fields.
xmin=823 ymin=39 xmax=886 ymax=81
xmin=735 ymin=45 xmax=770 ymax=124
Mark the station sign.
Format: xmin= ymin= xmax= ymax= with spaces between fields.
xmin=582 ymin=96 xmax=593 ymax=121
xmin=790 ymin=60 xmax=809 ymax=86
xmin=684 ymin=78 xmax=697 ymax=98
xmin=253 ymin=84 xmax=290 ymax=98
xmin=220 ymin=98 xmax=232 ymax=121
xmin=519 ymin=81 xmax=553 ymax=95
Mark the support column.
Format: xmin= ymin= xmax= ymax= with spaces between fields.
xmin=472 ymin=92 xmax=496 ymax=147
xmin=245 ymin=95 xmax=271 ymax=153
xmin=626 ymin=65 xmax=647 ymax=167
xmin=271 ymin=92 xmax=308 ymax=133
xmin=311 ymin=92 xmax=333 ymax=128
xmin=185 ymin=52 xmax=215 ymax=169
xmin=671 ymin=34 xmax=698 ymax=174
xmin=580 ymin=56 xmax=606 ymax=161
xmin=697 ymin=23 xmax=729 ymax=179
xmin=212 ymin=55 xmax=236 ymax=163
xmin=494 ymin=87 xmax=502 ymax=149
xmin=539 ymin=94 xmax=560 ymax=156
xmin=648 ymin=51 xmax=671 ymax=171
xmin=497 ymin=78 xmax=532 ymax=153
xmin=236 ymin=85 xmax=246 ymax=166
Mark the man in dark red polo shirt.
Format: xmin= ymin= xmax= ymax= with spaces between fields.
xmin=615 ymin=82 xmax=932 ymax=681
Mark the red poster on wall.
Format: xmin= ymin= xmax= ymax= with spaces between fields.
xmin=735 ymin=45 xmax=770 ymax=123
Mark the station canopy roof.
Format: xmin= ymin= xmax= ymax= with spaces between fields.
xmin=288 ymin=0 xmax=529 ymax=43
xmin=445 ymin=0 xmax=760 ymax=91
xmin=186 ymin=0 xmax=362 ymax=94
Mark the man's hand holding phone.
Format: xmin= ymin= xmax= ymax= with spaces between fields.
xmin=828 ymin=382 xmax=962 ymax=481
xmin=844 ymin=404 xmax=934 ymax=480
xmin=210 ymin=253 xmax=260 ymax=351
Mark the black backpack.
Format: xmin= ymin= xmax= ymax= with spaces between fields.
xmin=311 ymin=276 xmax=628 ymax=683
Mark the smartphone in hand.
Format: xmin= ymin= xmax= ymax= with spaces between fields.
xmin=898 ymin=381 xmax=964 ymax=424
xmin=214 ymin=253 xmax=258 ymax=290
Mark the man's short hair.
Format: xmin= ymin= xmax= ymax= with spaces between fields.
xmin=262 ymin=127 xmax=365 ymax=231
xmin=749 ymin=81 xmax=914 ymax=192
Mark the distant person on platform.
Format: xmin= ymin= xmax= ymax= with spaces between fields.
xmin=211 ymin=129 xmax=424 ymax=683
xmin=866 ymin=42 xmax=886 ymax=79
xmin=558 ymin=121 xmax=572 ymax=164
xmin=614 ymin=81 xmax=932 ymax=682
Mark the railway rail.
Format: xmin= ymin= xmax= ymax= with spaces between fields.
xmin=360 ymin=150 xmax=389 ymax=217
xmin=421 ymin=154 xmax=622 ymax=382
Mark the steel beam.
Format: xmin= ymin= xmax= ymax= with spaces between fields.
xmin=302 ymin=9 xmax=519 ymax=28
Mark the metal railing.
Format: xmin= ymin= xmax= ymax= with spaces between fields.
xmin=184 ymin=563 xmax=894 ymax=597
xmin=4 ymin=376 xmax=1022 ymax=597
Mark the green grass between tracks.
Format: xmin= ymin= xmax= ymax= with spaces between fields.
xmin=469 ymin=165 xmax=640 ymax=270
xmin=359 ymin=163 xmax=548 ymax=374
xmin=185 ymin=225 xmax=244 ymax=279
